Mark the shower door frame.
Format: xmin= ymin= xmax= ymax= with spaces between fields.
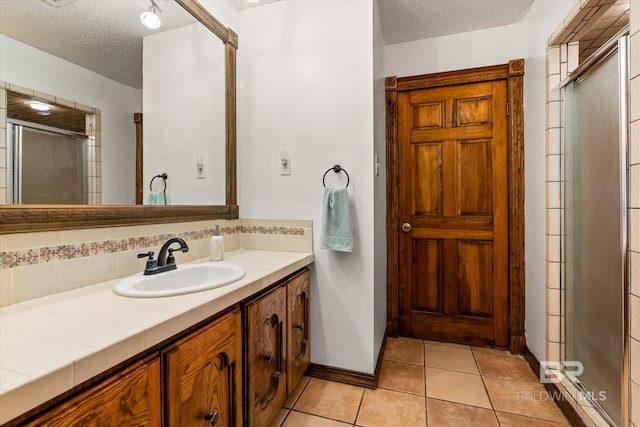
xmin=560 ymin=30 xmax=629 ymax=427
xmin=7 ymin=119 xmax=91 ymax=204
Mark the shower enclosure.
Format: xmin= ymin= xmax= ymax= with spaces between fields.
xmin=7 ymin=120 xmax=89 ymax=204
xmin=563 ymin=33 xmax=628 ymax=425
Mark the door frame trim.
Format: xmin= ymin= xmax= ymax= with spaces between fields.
xmin=385 ymin=59 xmax=526 ymax=353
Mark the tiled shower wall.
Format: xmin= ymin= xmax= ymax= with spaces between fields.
xmin=546 ymin=0 xmax=639 ymax=425
xmin=629 ymin=1 xmax=639 ymax=425
xmin=0 ymin=86 xmax=6 ymax=204
xmin=0 ymin=218 xmax=313 ymax=307
xmin=0 ymin=81 xmax=102 ymax=205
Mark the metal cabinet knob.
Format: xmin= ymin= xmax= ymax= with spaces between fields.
xmin=402 ymin=223 xmax=412 ymax=232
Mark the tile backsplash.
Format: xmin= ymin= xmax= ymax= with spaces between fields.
xmin=0 ymin=218 xmax=312 ymax=306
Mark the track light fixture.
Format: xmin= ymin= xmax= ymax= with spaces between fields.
xmin=140 ymin=0 xmax=162 ymax=30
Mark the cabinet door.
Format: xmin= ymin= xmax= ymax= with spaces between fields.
xmin=286 ymin=269 xmax=310 ymax=394
xmin=24 ymin=355 xmax=161 ymax=427
xmin=164 ymin=309 xmax=242 ymax=427
xmin=246 ymin=286 xmax=286 ymax=427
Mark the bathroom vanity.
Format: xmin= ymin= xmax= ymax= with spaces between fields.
xmin=0 ymin=250 xmax=313 ymax=427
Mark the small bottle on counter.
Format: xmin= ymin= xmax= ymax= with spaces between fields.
xmin=210 ymin=225 xmax=224 ymax=261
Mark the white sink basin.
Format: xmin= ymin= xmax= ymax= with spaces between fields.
xmin=113 ymin=263 xmax=246 ymax=298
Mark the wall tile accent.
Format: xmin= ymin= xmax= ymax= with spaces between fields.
xmin=240 ymin=226 xmax=305 ymax=236
xmin=0 ymin=250 xmax=39 ymax=269
xmin=546 ymin=1 xmax=639 ymax=425
xmin=0 ymin=226 xmax=242 ymax=270
xmin=0 ymin=218 xmax=312 ymax=306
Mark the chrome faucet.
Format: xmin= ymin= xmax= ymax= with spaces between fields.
xmin=137 ymin=237 xmax=189 ymax=275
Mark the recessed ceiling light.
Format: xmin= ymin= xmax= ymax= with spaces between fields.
xmin=28 ymin=101 xmax=51 ymax=112
xmin=247 ymin=0 xmax=260 ymax=3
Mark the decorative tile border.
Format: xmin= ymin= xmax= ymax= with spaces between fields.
xmin=240 ymin=226 xmax=305 ymax=236
xmin=0 ymin=250 xmax=39 ymax=269
xmin=41 ymin=244 xmax=91 ymax=262
xmin=0 ymin=224 xmax=304 ymax=270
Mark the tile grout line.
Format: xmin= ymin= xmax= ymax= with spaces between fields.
xmin=286 ymin=377 xmax=367 ymax=426
xmin=287 ymin=377 xmax=311 ymax=411
xmin=277 ymin=377 xmax=309 ymax=427
xmin=470 ymin=346 xmax=502 ymax=426
xmin=470 ymin=349 xmax=572 ymax=426
xmin=423 ymin=339 xmax=429 ymax=426
xmin=352 ymin=385 xmax=367 ymax=427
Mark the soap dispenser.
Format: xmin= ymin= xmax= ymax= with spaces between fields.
xmin=210 ymin=225 xmax=224 ymax=261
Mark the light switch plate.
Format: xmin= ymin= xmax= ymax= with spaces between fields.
xmin=196 ymin=155 xmax=205 ymax=179
xmin=281 ymin=150 xmax=291 ymax=175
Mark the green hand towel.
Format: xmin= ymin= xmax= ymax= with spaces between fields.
xmin=147 ymin=192 xmax=169 ymax=205
xmin=321 ymin=187 xmax=353 ymax=252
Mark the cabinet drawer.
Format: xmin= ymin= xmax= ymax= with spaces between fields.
xmin=164 ymin=309 xmax=242 ymax=427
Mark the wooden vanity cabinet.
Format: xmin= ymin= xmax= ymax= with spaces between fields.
xmin=244 ymin=286 xmax=287 ymax=427
xmin=163 ymin=309 xmax=243 ymax=427
xmin=244 ymin=268 xmax=311 ymax=427
xmin=22 ymin=355 xmax=161 ymax=427
xmin=286 ymin=270 xmax=310 ymax=394
xmin=8 ymin=268 xmax=311 ymax=427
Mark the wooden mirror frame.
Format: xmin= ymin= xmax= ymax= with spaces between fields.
xmin=0 ymin=0 xmax=238 ymax=234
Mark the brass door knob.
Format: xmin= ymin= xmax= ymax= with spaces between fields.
xmin=402 ymin=223 xmax=412 ymax=232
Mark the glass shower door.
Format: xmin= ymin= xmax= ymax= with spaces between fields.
xmin=563 ymin=37 xmax=627 ymax=425
xmin=7 ymin=121 xmax=88 ymax=204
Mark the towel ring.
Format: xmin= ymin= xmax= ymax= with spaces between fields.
xmin=150 ymin=173 xmax=168 ymax=191
xmin=322 ymin=165 xmax=349 ymax=188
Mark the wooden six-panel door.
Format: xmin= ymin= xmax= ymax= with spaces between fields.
xmin=398 ymin=80 xmax=509 ymax=348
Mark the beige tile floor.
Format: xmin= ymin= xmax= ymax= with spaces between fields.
xmin=271 ymin=337 xmax=571 ymax=427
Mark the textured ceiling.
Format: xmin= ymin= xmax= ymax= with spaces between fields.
xmin=0 ymin=0 xmax=196 ymax=89
xmin=378 ymin=0 xmax=535 ymax=44
xmin=0 ymin=0 xmax=540 ymax=88
xmin=231 ymin=0 xmax=279 ymax=10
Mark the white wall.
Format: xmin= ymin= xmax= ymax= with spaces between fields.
xmin=383 ymin=0 xmax=576 ymax=360
xmin=373 ymin=0 xmax=387 ymax=366
xmin=142 ymin=0 xmax=239 ymax=205
xmin=143 ymin=23 xmax=226 ymax=205
xmin=200 ymin=0 xmax=239 ymax=34
xmin=238 ymin=0 xmax=378 ymax=373
xmin=142 ymin=0 xmax=238 ymax=205
xmin=0 ymin=35 xmax=141 ymax=205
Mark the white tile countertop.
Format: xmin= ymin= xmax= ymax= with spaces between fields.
xmin=0 ymin=249 xmax=314 ymax=424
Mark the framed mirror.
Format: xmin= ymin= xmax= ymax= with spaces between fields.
xmin=0 ymin=0 xmax=238 ymax=234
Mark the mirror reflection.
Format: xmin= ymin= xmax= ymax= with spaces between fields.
xmin=0 ymin=0 xmax=227 ymax=206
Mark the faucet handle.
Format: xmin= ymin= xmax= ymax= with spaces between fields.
xmin=166 ymin=247 xmax=187 ymax=265
xmin=137 ymin=251 xmax=155 ymax=260
xmin=138 ymin=252 xmax=158 ymax=275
